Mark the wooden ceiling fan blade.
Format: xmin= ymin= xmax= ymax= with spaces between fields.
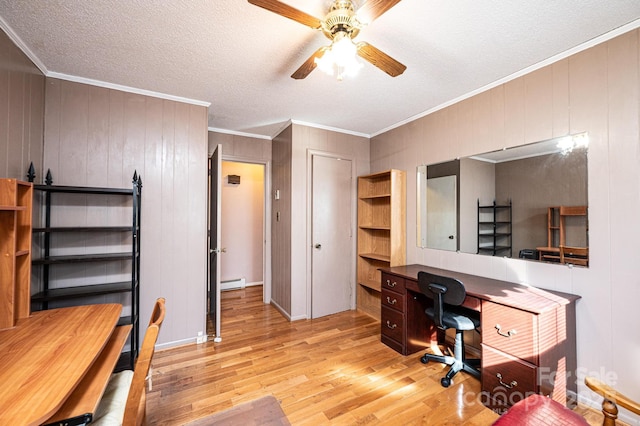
xmin=357 ymin=42 xmax=406 ymax=77
xmin=356 ymin=0 xmax=402 ymax=24
xmin=291 ymin=47 xmax=328 ymax=79
xmin=248 ymin=0 xmax=322 ymax=29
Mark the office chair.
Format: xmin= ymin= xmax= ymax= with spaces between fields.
xmin=418 ymin=271 xmax=481 ymax=387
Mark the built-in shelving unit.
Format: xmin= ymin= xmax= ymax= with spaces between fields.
xmin=477 ymin=200 xmax=512 ymax=257
xmin=356 ymin=169 xmax=406 ymax=320
xmin=539 ymin=205 xmax=588 ymax=263
xmin=0 ymin=179 xmax=33 ymax=329
xmin=31 ymin=172 xmax=142 ymax=370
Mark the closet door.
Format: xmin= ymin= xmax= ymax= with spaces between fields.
xmin=311 ymin=154 xmax=353 ymax=318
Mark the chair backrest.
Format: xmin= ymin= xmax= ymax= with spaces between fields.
xmin=585 ymin=376 xmax=640 ymax=426
xmin=417 ymin=272 xmax=466 ymax=328
xmin=123 ymin=297 xmax=166 ymax=426
xmin=559 ymin=245 xmax=589 ymax=266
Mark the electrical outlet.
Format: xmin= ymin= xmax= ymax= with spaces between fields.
xmin=196 ymin=331 xmax=207 ymax=344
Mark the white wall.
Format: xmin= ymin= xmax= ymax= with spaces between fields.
xmin=371 ymin=29 xmax=640 ymax=421
xmin=220 ymin=161 xmax=264 ymax=285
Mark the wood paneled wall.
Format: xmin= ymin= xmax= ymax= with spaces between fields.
xmin=208 ymin=131 xmax=272 ymax=161
xmin=371 ymin=29 xmax=640 ymax=418
xmin=288 ymin=124 xmax=370 ymax=319
xmin=0 ymin=29 xmax=44 ymax=180
xmin=44 ymin=78 xmax=209 ymax=347
xmin=271 ymin=125 xmax=292 ymax=315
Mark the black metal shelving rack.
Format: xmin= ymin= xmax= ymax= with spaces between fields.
xmin=30 ymin=171 xmax=142 ymax=371
xmin=477 ymin=199 xmax=512 ymax=257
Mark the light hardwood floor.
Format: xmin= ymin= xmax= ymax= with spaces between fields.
xmin=146 ymin=286 xmax=604 ymax=425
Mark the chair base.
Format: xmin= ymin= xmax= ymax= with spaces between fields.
xmin=421 ymin=330 xmax=480 ymax=387
xmin=421 ymin=353 xmax=481 ymax=387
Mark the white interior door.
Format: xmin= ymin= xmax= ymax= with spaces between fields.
xmin=426 ymin=175 xmax=457 ymax=251
xmin=311 ymin=155 xmax=353 ymax=318
xmin=208 ymin=144 xmax=222 ymax=340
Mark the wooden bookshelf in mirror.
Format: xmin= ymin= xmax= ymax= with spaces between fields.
xmin=0 ymin=179 xmax=33 ymax=329
xmin=357 ymin=169 xmax=406 ymax=320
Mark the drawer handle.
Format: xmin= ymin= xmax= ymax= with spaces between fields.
xmin=385 ymin=320 xmax=397 ymax=329
xmin=386 ymin=296 xmax=397 ymax=305
xmin=386 ymin=279 xmax=396 ymax=288
xmin=496 ymin=373 xmax=518 ymax=389
xmin=495 ymin=324 xmax=517 ymax=338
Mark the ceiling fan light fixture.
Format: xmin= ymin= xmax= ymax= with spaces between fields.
xmin=314 ymin=32 xmax=363 ymax=81
xmin=248 ymin=0 xmax=405 ymax=79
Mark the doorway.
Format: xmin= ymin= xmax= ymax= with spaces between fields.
xmin=207 ymin=156 xmax=269 ymax=340
xmin=220 ymin=161 xmax=265 ymax=290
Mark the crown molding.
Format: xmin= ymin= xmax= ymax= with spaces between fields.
xmin=371 ymin=18 xmax=640 ymax=138
xmin=1 ymin=17 xmax=210 ymax=107
xmin=208 ymin=127 xmax=272 ymax=140
xmin=0 ymin=15 xmax=48 ymax=74
xmin=48 ymin=72 xmax=211 ymax=107
xmin=291 ymin=120 xmax=369 ymax=139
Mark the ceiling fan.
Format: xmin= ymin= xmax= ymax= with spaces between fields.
xmin=248 ymin=0 xmax=407 ymax=80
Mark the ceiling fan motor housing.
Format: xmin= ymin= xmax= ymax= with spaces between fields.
xmin=322 ymin=0 xmax=361 ymax=39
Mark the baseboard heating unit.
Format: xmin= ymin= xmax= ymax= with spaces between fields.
xmin=220 ymin=277 xmax=246 ymax=291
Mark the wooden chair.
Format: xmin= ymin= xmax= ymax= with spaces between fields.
xmin=559 ymin=244 xmax=589 ymax=266
xmin=92 ymin=298 xmax=166 ymax=426
xmin=585 ymin=376 xmax=640 ymax=426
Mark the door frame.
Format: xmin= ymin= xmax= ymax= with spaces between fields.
xmin=221 ymin=154 xmax=272 ymax=304
xmin=306 ymin=149 xmax=357 ymax=318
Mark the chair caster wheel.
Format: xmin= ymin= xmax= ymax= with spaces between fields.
xmin=441 ymin=377 xmax=451 ymax=387
xmin=420 ymin=355 xmax=429 ymax=364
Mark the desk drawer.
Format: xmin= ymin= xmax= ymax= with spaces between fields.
xmin=381 ymin=305 xmax=404 ymax=343
xmin=482 ymin=301 xmax=537 ymax=365
xmin=482 ymin=344 xmax=537 ymax=407
xmin=381 ymin=288 xmax=405 ymax=312
xmin=381 ymin=273 xmax=405 ymax=292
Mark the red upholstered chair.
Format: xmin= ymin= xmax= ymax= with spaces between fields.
xmin=492 ymin=394 xmax=588 ymax=426
xmin=494 ymin=377 xmax=640 ymax=425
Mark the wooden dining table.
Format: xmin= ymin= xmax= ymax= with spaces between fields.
xmin=0 ymin=303 xmax=123 ymax=426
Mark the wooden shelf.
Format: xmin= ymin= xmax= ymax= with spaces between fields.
xmin=359 ymin=252 xmax=391 ymax=263
xmin=0 ymin=179 xmax=33 ymax=329
xmin=356 ymin=169 xmax=406 ymax=320
xmin=359 ymin=225 xmax=391 ymax=231
xmin=358 ymin=279 xmax=381 ymax=292
xmin=359 ymin=193 xmax=391 ymax=200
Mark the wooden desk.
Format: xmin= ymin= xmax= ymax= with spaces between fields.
xmin=536 ymin=246 xmax=560 ymax=262
xmin=380 ymin=264 xmax=580 ymax=414
xmin=0 ymin=304 xmax=122 ymax=426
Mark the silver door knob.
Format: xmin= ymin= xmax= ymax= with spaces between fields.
xmin=314 ymin=244 xmax=321 ymax=249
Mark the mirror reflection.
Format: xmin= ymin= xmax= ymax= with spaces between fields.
xmin=417 ymin=133 xmax=589 ymax=266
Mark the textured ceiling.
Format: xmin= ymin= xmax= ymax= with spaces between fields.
xmin=1 ymin=1 xmax=639 ymax=138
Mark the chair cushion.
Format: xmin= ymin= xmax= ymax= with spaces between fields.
xmin=425 ymin=306 xmax=480 ymax=331
xmin=492 ymin=394 xmax=589 ymax=425
xmin=91 ymin=369 xmax=134 ymax=426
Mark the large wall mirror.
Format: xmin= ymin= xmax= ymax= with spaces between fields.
xmin=417 ymin=133 xmax=589 ymax=266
